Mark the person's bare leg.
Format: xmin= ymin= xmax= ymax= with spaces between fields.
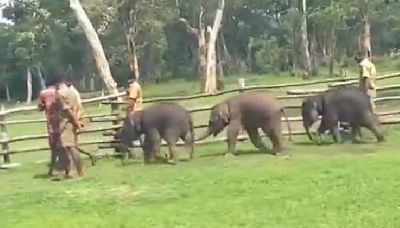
xmin=67 ymin=147 xmax=84 ymax=177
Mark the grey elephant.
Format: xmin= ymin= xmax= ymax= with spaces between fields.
xmin=197 ymin=91 xmax=293 ymax=155
xmin=301 ymin=86 xmax=384 ymax=143
xmin=119 ymin=102 xmax=194 ymax=164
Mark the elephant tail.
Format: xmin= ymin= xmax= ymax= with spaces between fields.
xmin=281 ymin=108 xmax=293 ymax=141
xmin=188 ymin=115 xmax=195 ymax=159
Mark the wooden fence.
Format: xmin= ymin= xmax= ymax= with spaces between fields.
xmin=1 ymin=71 xmax=400 ymax=165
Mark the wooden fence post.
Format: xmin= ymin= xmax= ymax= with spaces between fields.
xmin=0 ymin=114 xmax=11 ymax=164
xmin=238 ymin=78 xmax=246 ymax=93
xmin=110 ymin=98 xmax=121 ymax=154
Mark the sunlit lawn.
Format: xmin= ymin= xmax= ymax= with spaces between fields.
xmin=1 ymin=64 xmax=400 ymax=227
xmin=1 ymin=127 xmax=400 ymax=227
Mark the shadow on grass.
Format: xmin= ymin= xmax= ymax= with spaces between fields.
xmin=33 ymin=173 xmax=51 ymax=179
xmin=199 ymin=149 xmax=273 ymax=158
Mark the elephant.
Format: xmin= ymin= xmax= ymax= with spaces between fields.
xmin=196 ymin=91 xmax=293 ymax=155
xmin=301 ymin=86 xmax=384 ymax=143
xmin=119 ymin=102 xmax=194 ymax=164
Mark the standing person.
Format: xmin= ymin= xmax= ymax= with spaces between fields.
xmin=355 ymin=51 xmax=377 ymax=111
xmin=66 ymin=76 xmax=84 ymax=128
xmin=126 ymin=78 xmax=143 ymax=115
xmin=55 ymin=74 xmax=84 ymax=179
xmin=38 ymin=78 xmax=61 ymax=177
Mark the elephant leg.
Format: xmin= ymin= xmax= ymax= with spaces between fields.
xmin=164 ymin=129 xmax=180 ymax=164
xmin=350 ymin=124 xmax=362 ymax=143
xmin=181 ymin=131 xmax=194 ymax=160
xmin=246 ymin=127 xmax=268 ymax=153
xmin=261 ymin=122 xmax=283 ymax=155
xmin=143 ymin=129 xmax=162 ymax=164
xmin=331 ymin=125 xmax=341 ymax=143
xmin=226 ymin=120 xmax=241 ymax=156
xmin=262 ymin=113 xmax=283 ymax=155
xmin=361 ymin=115 xmax=384 ymax=142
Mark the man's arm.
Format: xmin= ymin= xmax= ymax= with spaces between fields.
xmin=127 ymin=85 xmax=138 ymax=112
xmin=57 ymin=93 xmax=80 ymax=129
xmin=360 ymin=64 xmax=371 ymax=93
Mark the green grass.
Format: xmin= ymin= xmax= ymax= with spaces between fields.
xmin=2 ymin=128 xmax=400 ymax=227
xmin=1 ymin=60 xmax=400 ymax=227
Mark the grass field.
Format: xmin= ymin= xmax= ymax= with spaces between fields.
xmin=2 ymin=60 xmax=400 ymax=227
xmin=1 ymin=128 xmax=400 ymax=227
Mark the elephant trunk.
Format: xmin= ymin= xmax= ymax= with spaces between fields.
xmin=196 ymin=128 xmax=212 ymax=142
xmin=305 ymin=126 xmax=313 ymax=141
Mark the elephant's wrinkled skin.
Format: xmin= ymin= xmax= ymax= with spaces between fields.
xmin=197 ymin=91 xmax=293 ymax=155
xmin=301 ymin=86 xmax=384 ymax=143
xmin=119 ymin=102 xmax=194 ymax=164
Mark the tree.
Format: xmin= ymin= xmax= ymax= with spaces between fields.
xmin=298 ymin=0 xmax=312 ymax=77
xmin=69 ymin=0 xmax=118 ymax=94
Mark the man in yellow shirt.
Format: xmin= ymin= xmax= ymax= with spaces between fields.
xmin=355 ymin=51 xmax=377 ymax=111
xmin=127 ymin=78 xmax=143 ymax=114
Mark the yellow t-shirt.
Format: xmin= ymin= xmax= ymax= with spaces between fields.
xmin=128 ymin=81 xmax=143 ymax=111
xmin=359 ymin=58 xmax=376 ymax=91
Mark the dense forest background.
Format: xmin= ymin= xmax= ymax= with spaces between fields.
xmin=1 ymin=0 xmax=400 ymax=101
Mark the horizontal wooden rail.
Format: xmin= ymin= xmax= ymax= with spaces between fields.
xmin=0 ymin=125 xmax=122 ymax=144
xmin=328 ymin=72 xmax=400 ymax=88
xmin=0 ymin=140 xmax=119 ymax=156
xmin=2 ymin=116 xmax=400 ymax=156
xmin=0 ymin=92 xmax=126 ymax=117
xmin=0 ymin=113 xmax=118 ymax=126
xmin=287 ymin=84 xmax=400 ymax=95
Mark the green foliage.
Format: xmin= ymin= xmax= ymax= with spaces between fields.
xmin=1 ymin=0 xmax=400 ymax=99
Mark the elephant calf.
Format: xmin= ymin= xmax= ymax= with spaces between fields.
xmin=119 ymin=102 xmax=194 ymax=164
xmin=197 ymin=91 xmax=292 ymax=155
xmin=301 ymin=86 xmax=384 ymax=143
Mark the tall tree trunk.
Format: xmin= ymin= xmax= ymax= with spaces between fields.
xmin=361 ymin=0 xmax=371 ymax=58
xmin=126 ymin=32 xmax=140 ymax=80
xmin=5 ymin=83 xmax=10 ymax=102
xmin=216 ymin=33 xmax=224 ymax=90
xmin=298 ymin=0 xmax=312 ymax=77
xmin=69 ymin=0 xmax=118 ymax=94
xmin=204 ymin=0 xmax=225 ymax=94
xmin=36 ymin=64 xmax=46 ymax=91
xmin=247 ymin=37 xmax=254 ymax=72
xmin=26 ymin=67 xmax=32 ymax=104
xmin=219 ymin=33 xmax=231 ymax=74
xmin=310 ymin=34 xmax=319 ymax=76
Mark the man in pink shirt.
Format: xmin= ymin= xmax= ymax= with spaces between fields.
xmin=38 ymin=77 xmax=62 ymax=177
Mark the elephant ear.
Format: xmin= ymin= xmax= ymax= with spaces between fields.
xmin=218 ymin=102 xmax=230 ymax=123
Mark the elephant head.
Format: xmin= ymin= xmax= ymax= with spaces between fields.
xmin=301 ymin=95 xmax=322 ymax=141
xmin=196 ymin=102 xmax=230 ymax=141
xmin=119 ymin=111 xmax=143 ymax=147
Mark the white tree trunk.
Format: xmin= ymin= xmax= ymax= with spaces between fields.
xmin=298 ymin=0 xmax=312 ymax=77
xmin=90 ymin=76 xmax=95 ymax=91
xmin=26 ymin=67 xmax=32 ymax=104
xmin=5 ymin=83 xmax=10 ymax=101
xmin=362 ymin=0 xmax=371 ymax=59
xmin=69 ymin=0 xmax=118 ymax=94
xmin=36 ymin=65 xmax=46 ymax=91
xmin=204 ymin=0 xmax=225 ymax=94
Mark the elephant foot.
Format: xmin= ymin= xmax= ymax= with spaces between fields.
xmin=224 ymin=153 xmax=236 ymax=158
xmin=167 ymin=159 xmax=178 ymax=165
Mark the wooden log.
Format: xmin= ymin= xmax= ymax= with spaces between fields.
xmin=0 ymin=125 xmax=122 ymax=144
xmin=0 ymin=140 xmax=118 ymax=156
xmin=0 ymin=113 xmax=118 ymax=126
xmin=0 ymin=116 xmax=11 ymax=163
xmin=328 ymin=72 xmax=400 ymax=88
xmin=289 ymin=84 xmax=400 ymax=95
